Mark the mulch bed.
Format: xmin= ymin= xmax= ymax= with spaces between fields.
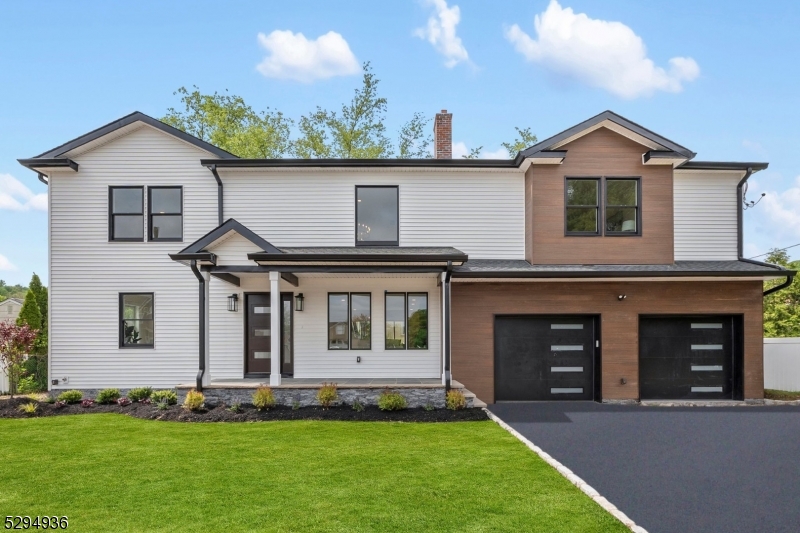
xmin=0 ymin=396 xmax=489 ymax=423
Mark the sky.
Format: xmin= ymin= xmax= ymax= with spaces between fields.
xmin=1 ymin=0 xmax=799 ymax=285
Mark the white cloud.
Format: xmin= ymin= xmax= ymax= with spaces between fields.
xmin=757 ymin=175 xmax=800 ymax=240
xmin=480 ymin=147 xmax=509 ymax=159
xmin=505 ymin=0 xmax=700 ymax=99
xmin=414 ymin=0 xmax=470 ymax=68
xmin=742 ymin=139 xmax=768 ymax=158
xmin=0 ymin=254 xmax=17 ymax=271
xmin=0 ymin=174 xmax=47 ymax=212
xmin=256 ymin=30 xmax=360 ymax=83
xmin=451 ymin=141 xmax=470 ymax=159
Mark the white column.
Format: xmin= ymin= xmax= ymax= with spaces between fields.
xmin=269 ymin=272 xmax=282 ymax=386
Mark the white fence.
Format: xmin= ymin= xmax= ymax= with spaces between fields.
xmin=0 ymin=365 xmax=8 ymax=394
xmin=764 ymin=338 xmax=800 ymax=391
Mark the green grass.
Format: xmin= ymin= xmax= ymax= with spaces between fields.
xmin=765 ymin=389 xmax=800 ymax=401
xmin=0 ymin=415 xmax=626 ymax=532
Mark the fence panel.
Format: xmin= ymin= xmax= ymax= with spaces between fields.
xmin=764 ymin=338 xmax=800 ymax=391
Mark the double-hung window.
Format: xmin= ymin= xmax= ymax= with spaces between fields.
xmin=385 ymin=293 xmax=428 ymax=350
xmin=605 ymin=179 xmax=639 ymax=234
xmin=148 ymin=186 xmax=183 ymax=241
xmin=109 ymin=187 xmax=144 ymax=241
xmin=328 ymin=293 xmax=372 ymax=350
xmin=565 ymin=177 xmax=641 ymax=236
xmin=565 ymin=178 xmax=600 ymax=235
xmin=356 ymin=186 xmax=398 ymax=246
xmin=120 ymin=293 xmax=154 ymax=348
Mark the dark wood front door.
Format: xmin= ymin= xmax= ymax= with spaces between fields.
xmin=245 ymin=293 xmax=294 ymax=376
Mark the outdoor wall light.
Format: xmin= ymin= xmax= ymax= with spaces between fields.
xmin=618 ymin=294 xmax=627 ymax=301
xmin=295 ymin=293 xmax=304 ymax=312
xmin=620 ymin=378 xmax=627 ymax=385
xmin=227 ymin=294 xmax=239 ymax=312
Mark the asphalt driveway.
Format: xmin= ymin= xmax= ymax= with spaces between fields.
xmin=488 ymin=402 xmax=800 ymax=533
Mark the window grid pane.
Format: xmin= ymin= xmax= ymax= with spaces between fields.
xmin=385 ymin=293 xmax=406 ymax=349
xmin=350 ymin=294 xmax=371 ymax=350
xmin=113 ymin=215 xmax=144 ymax=240
xmin=112 ymin=188 xmax=143 ymax=214
xmin=328 ymin=293 xmax=349 ymax=349
xmin=407 ymin=293 xmax=428 ymax=350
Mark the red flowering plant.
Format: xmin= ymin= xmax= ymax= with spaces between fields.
xmin=0 ymin=322 xmax=38 ymax=398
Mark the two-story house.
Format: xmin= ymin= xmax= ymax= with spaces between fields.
xmin=19 ymin=110 xmax=793 ymax=405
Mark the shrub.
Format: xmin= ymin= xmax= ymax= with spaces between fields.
xmin=53 ymin=400 xmax=66 ymax=409
xmin=352 ymin=399 xmax=365 ymax=412
xmin=423 ymin=402 xmax=435 ymax=411
xmin=18 ymin=402 xmax=38 ymax=416
xmin=252 ymin=387 xmax=276 ymax=411
xmin=128 ymin=387 xmax=153 ymax=402
xmin=316 ymin=383 xmax=338 ymax=409
xmin=151 ymin=390 xmax=178 ymax=405
xmin=140 ymin=398 xmax=152 ymax=405
xmin=183 ymin=389 xmax=205 ymax=411
xmin=44 ymin=395 xmax=56 ymax=404
xmin=96 ymin=388 xmax=121 ymax=405
xmin=57 ymin=390 xmax=82 ymax=404
xmin=228 ymin=403 xmax=242 ymax=413
xmin=157 ymin=401 xmax=170 ymax=411
xmin=446 ymin=389 xmax=467 ymax=411
xmin=16 ymin=375 xmax=37 ymax=394
xmin=117 ymin=397 xmax=132 ymax=407
xmin=292 ymin=399 xmax=300 ymax=410
xmin=81 ymin=399 xmax=95 ymax=408
xmin=378 ymin=390 xmax=408 ymax=411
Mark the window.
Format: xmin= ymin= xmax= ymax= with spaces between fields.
xmin=356 ymin=186 xmax=398 ymax=246
xmin=120 ymin=293 xmax=154 ymax=348
xmin=385 ymin=293 xmax=428 ymax=350
xmin=109 ymin=187 xmax=144 ymax=241
xmin=149 ymin=187 xmax=183 ymax=241
xmin=565 ymin=178 xmax=600 ymax=235
xmin=328 ymin=293 xmax=372 ymax=350
xmin=605 ymin=179 xmax=639 ymax=234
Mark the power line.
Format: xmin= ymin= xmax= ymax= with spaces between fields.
xmin=749 ymin=242 xmax=800 ymax=260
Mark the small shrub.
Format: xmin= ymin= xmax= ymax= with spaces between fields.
xmin=292 ymin=399 xmax=301 ymax=410
xmin=16 ymin=376 xmax=38 ymax=394
xmin=316 ymin=383 xmax=338 ymax=409
xmin=128 ymin=387 xmax=153 ymax=402
xmin=352 ymin=399 xmax=365 ymax=412
xmin=44 ymin=395 xmax=56 ymax=404
xmin=423 ymin=402 xmax=435 ymax=411
xmin=117 ymin=397 xmax=132 ymax=407
xmin=53 ymin=400 xmax=66 ymax=409
xmin=18 ymin=402 xmax=38 ymax=416
xmin=183 ymin=389 xmax=205 ymax=411
xmin=378 ymin=390 xmax=408 ymax=411
xmin=96 ymin=388 xmax=121 ymax=405
xmin=57 ymin=390 xmax=82 ymax=404
xmin=81 ymin=399 xmax=95 ymax=408
xmin=446 ymin=389 xmax=467 ymax=411
xmin=140 ymin=398 xmax=152 ymax=405
xmin=157 ymin=401 xmax=170 ymax=411
xmin=151 ymin=390 xmax=178 ymax=405
xmin=252 ymin=387 xmax=276 ymax=411
xmin=228 ymin=403 xmax=242 ymax=413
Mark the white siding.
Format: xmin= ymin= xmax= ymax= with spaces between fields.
xmin=210 ymin=232 xmax=264 ymax=266
xmin=222 ymin=170 xmax=525 ymax=259
xmin=209 ymin=274 xmax=441 ymax=379
xmin=48 ymin=125 xmax=218 ymax=389
xmin=674 ymin=171 xmax=739 ymax=260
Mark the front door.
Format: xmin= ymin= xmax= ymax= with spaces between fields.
xmin=245 ymin=293 xmax=294 ymax=376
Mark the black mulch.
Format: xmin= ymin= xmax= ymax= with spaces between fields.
xmin=0 ymin=397 xmax=489 ymax=423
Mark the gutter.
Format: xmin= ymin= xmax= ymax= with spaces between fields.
xmin=444 ymin=261 xmax=453 ymax=391
xmin=37 ymin=173 xmax=48 ymax=186
xmin=190 ymin=260 xmax=206 ymax=391
xmin=206 ymin=165 xmax=223 ymax=226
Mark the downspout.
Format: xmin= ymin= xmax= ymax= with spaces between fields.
xmin=737 ymin=167 xmax=796 ymax=296
xmin=208 ymin=165 xmax=223 ymax=226
xmin=190 ymin=260 xmax=206 ymax=391
xmin=37 ymin=173 xmax=48 ymax=185
xmin=444 ymin=261 xmax=453 ymax=391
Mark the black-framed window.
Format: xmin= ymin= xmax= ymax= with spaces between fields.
xmin=109 ymin=187 xmax=144 ymax=241
xmin=565 ymin=178 xmax=600 ymax=235
xmin=385 ymin=292 xmax=428 ymax=350
xmin=356 ymin=186 xmax=399 ymax=246
xmin=328 ymin=293 xmax=349 ymax=350
xmin=350 ymin=293 xmax=372 ymax=350
xmin=148 ymin=186 xmax=183 ymax=241
xmin=605 ymin=178 xmax=640 ymax=235
xmin=120 ymin=293 xmax=154 ymax=348
xmin=328 ymin=293 xmax=372 ymax=350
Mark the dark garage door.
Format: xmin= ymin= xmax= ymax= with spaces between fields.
xmin=639 ymin=316 xmax=742 ymax=400
xmin=495 ymin=316 xmax=597 ymax=401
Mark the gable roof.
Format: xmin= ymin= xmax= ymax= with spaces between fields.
xmin=518 ymin=110 xmax=696 ymax=161
xmin=177 ymin=218 xmax=281 ymax=255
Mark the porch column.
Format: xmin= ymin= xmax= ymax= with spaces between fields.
xmin=269 ymin=271 xmax=281 ymax=386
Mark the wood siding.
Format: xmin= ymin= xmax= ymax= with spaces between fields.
xmin=674 ymin=170 xmax=739 ymax=260
xmin=451 ymin=280 xmax=763 ymax=403
xmin=526 ymin=128 xmax=674 ymax=264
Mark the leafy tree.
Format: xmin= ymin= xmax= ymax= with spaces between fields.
xmin=501 ymin=127 xmax=539 ymax=158
xmin=397 ymin=112 xmax=432 ymax=159
xmin=0 ymin=322 xmax=38 ymax=397
xmin=763 ymin=249 xmax=800 ymax=337
xmin=28 ymin=273 xmax=47 ymax=331
xmin=0 ymin=281 xmax=28 ymax=301
xmin=16 ymin=289 xmax=41 ymax=332
xmin=462 ymin=146 xmax=483 ymax=159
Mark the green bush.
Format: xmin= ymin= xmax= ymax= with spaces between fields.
xmin=378 ymin=390 xmax=408 ymax=411
xmin=22 ymin=355 xmax=47 ymax=391
xmin=183 ymin=389 xmax=205 ymax=411
xmin=352 ymin=399 xmax=365 ymax=412
xmin=16 ymin=376 xmax=37 ymax=394
xmin=252 ymin=387 xmax=276 ymax=411
xmin=128 ymin=387 xmax=153 ymax=402
xmin=57 ymin=390 xmax=82 ymax=404
xmin=18 ymin=402 xmax=38 ymax=416
xmin=316 ymin=383 xmax=338 ymax=409
xmin=151 ymin=390 xmax=178 ymax=405
xmin=96 ymin=388 xmax=121 ymax=404
xmin=446 ymin=390 xmax=467 ymax=411
xmin=228 ymin=403 xmax=242 ymax=413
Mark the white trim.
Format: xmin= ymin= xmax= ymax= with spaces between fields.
xmin=452 ymin=276 xmax=781 ymax=283
xmin=549 ymin=120 xmax=663 ymax=152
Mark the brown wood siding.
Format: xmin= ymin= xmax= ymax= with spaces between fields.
xmin=526 ymin=128 xmax=674 ymax=264
xmin=451 ymin=280 xmax=763 ymax=403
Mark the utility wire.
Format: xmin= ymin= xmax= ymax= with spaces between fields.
xmin=748 ymin=242 xmax=800 ymax=260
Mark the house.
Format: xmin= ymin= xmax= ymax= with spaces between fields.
xmin=19 ymin=109 xmax=795 ymax=405
xmin=1 ymin=298 xmax=23 ymax=324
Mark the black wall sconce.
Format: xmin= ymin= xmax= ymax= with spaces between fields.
xmin=295 ymin=293 xmax=304 ymax=312
xmin=227 ymin=294 xmax=239 ymax=312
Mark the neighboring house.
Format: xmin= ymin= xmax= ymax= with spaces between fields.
xmin=19 ymin=110 xmax=795 ymax=404
xmin=0 ymin=298 xmax=23 ymax=324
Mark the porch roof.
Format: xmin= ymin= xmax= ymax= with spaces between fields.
xmin=248 ymin=246 xmax=467 ymax=266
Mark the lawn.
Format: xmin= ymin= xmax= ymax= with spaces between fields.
xmin=0 ymin=415 xmax=626 ymax=532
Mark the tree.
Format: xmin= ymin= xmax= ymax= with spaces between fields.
xmin=763 ymin=249 xmax=800 ymax=337
xmin=28 ymin=273 xmax=47 ymax=331
xmin=0 ymin=322 xmax=38 ymax=397
xmin=462 ymin=146 xmax=483 ymax=159
xmin=501 ymin=127 xmax=538 ymax=158
xmin=397 ymin=112 xmax=432 ymax=159
xmin=16 ymin=289 xmax=41 ymax=331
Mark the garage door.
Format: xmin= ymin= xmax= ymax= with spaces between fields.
xmin=495 ymin=316 xmax=597 ymax=401
xmin=639 ymin=316 xmax=741 ymax=400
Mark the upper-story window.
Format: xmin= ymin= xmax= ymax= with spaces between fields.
xmin=565 ymin=178 xmax=600 ymax=235
xmin=605 ymin=179 xmax=639 ymax=235
xmin=109 ymin=186 xmax=144 ymax=241
xmin=148 ymin=187 xmax=183 ymax=241
xmin=565 ymin=177 xmax=641 ymax=236
xmin=356 ymin=186 xmax=398 ymax=246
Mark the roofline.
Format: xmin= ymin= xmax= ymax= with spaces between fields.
xmin=178 ymin=218 xmax=281 ymax=254
xmin=249 ymin=252 xmax=469 ymax=263
xmin=676 ymin=161 xmax=769 ymax=171
xmin=200 ymin=158 xmax=518 ymax=169
xmin=27 ymin=111 xmax=237 ymax=161
xmin=17 ymin=158 xmax=78 ymax=172
xmin=452 ymin=268 xmax=789 ymax=279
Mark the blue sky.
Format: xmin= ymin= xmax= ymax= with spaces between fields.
xmin=2 ymin=0 xmax=799 ymax=285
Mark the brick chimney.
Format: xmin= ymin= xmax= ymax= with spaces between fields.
xmin=433 ymin=110 xmax=452 ymax=159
